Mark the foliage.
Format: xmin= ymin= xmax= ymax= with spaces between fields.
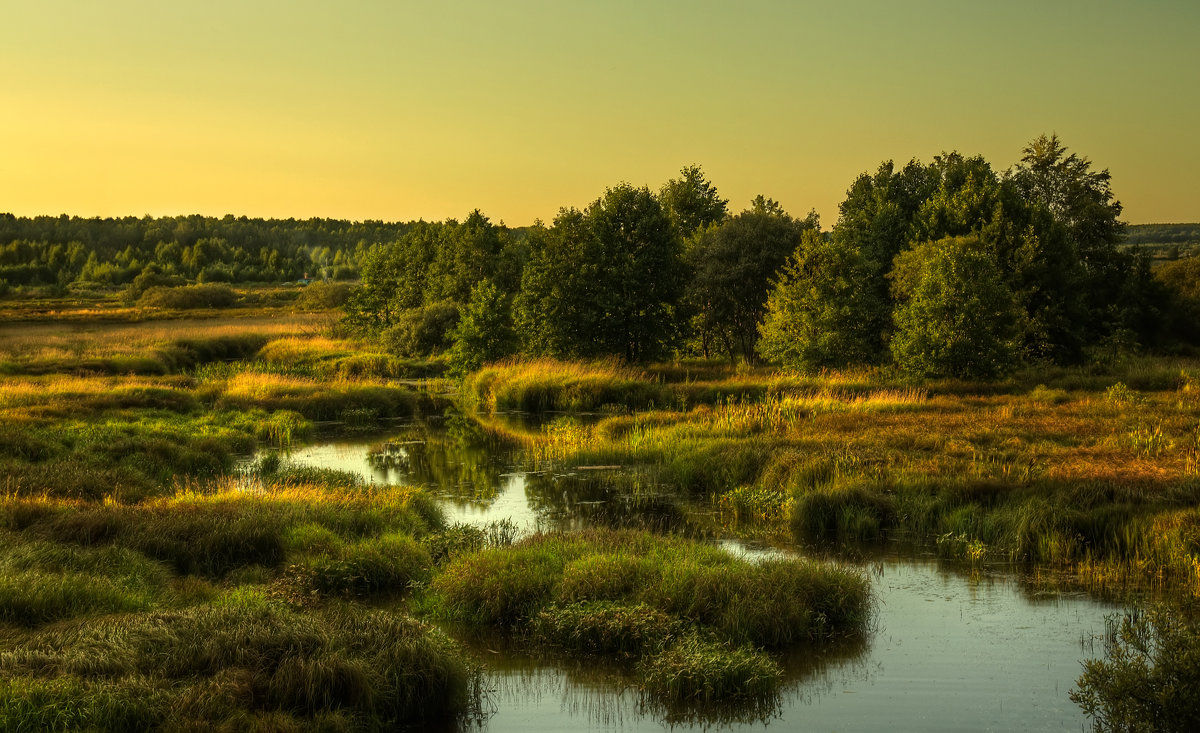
xmin=757 ymin=229 xmax=885 ymax=370
xmin=890 ymin=236 xmax=1022 ymax=379
xmin=659 ymin=165 xmax=728 ymax=239
xmin=293 ymin=280 xmax=351 ymax=311
xmin=1071 ymin=605 xmax=1200 ymax=732
xmin=342 ymin=212 xmax=522 ymax=335
xmin=447 ymin=281 xmax=518 ymax=376
xmin=381 ymin=301 xmax=461 ymax=358
xmin=686 ymin=200 xmax=814 ymax=362
xmin=516 ymin=184 xmax=685 ymax=362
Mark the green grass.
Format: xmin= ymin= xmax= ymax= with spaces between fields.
xmin=639 ymin=635 xmax=783 ymax=703
xmin=430 ymin=529 xmax=871 ymax=648
xmin=0 ymin=591 xmax=479 ymax=730
xmin=469 ymin=358 xmax=1200 ymax=593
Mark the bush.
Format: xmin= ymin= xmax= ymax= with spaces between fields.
xmin=1071 ymin=605 xmax=1200 ymax=732
xmin=382 ymin=302 xmax=461 ymax=357
xmin=890 ymin=236 xmax=1022 ymax=379
xmin=295 ymin=281 xmax=352 ymax=311
xmin=138 ymin=284 xmax=238 ymax=310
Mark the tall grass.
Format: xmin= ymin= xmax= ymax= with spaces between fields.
xmin=431 ymin=529 xmax=871 ymax=647
xmin=0 ymin=591 xmax=479 ymax=729
xmin=469 ymin=358 xmax=1200 ymax=592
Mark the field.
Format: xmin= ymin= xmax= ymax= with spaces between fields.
xmin=0 ymin=305 xmax=1197 ymax=728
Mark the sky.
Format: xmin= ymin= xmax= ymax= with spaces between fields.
xmin=2 ymin=0 xmax=1197 ymax=226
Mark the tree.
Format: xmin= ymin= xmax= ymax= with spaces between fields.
xmin=659 ymin=165 xmax=728 ymax=240
xmin=757 ymin=230 xmax=885 ymax=370
xmin=447 ymin=281 xmax=518 ymax=376
xmin=889 ymin=236 xmax=1021 ymax=379
xmin=515 ymin=183 xmax=685 ymax=362
xmin=1008 ymin=134 xmax=1158 ymax=350
xmin=686 ymin=200 xmax=816 ymax=362
xmin=913 ymin=152 xmax=1085 ymax=362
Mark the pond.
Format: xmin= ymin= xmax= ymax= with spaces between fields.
xmin=268 ymin=417 xmax=1116 ymax=732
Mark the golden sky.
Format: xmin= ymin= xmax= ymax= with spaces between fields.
xmin=2 ymin=1 xmax=1197 ymax=225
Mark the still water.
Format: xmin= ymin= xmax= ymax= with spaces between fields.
xmin=274 ymin=419 xmax=1114 ymax=732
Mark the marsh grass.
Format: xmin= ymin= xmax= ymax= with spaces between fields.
xmin=0 ymin=591 xmax=479 ymax=730
xmin=0 ymin=314 xmax=324 ymax=376
xmin=430 ymin=529 xmax=866 ymax=702
xmin=638 ymin=635 xmax=783 ymax=703
xmin=431 ymin=529 xmax=870 ymax=647
xmin=470 ymin=358 xmax=1200 ymax=592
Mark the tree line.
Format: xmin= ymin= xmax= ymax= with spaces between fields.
xmin=346 ymin=135 xmax=1196 ymax=377
xmin=0 ymin=214 xmax=422 ymax=291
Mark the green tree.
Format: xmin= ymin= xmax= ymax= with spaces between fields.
xmin=756 ymin=230 xmax=884 ymax=370
xmin=889 ymin=236 xmax=1021 ymax=379
xmin=659 ymin=165 xmax=728 ymax=239
xmin=515 ymin=184 xmax=684 ymax=361
xmin=913 ymin=153 xmax=1085 ymax=362
xmin=447 ymin=281 xmax=518 ymax=376
xmin=1008 ymin=134 xmax=1159 ymax=350
xmin=686 ymin=200 xmax=816 ymax=362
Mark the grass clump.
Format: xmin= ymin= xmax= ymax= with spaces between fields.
xmin=792 ymin=482 xmax=898 ymax=543
xmin=0 ymin=591 xmax=479 ymax=729
xmin=532 ymin=601 xmax=679 ymax=657
xmin=639 ymin=635 xmax=783 ymax=703
xmin=0 ymin=537 xmax=170 ymax=625
xmin=430 ymin=529 xmax=871 ymax=649
xmin=6 ymin=483 xmax=442 ymax=579
xmin=285 ymin=533 xmax=433 ymax=600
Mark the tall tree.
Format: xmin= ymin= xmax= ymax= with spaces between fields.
xmin=516 ymin=184 xmax=685 ymax=362
xmin=659 ymin=165 xmax=728 ymax=240
xmin=686 ymin=199 xmax=816 ymax=362
xmin=757 ymin=230 xmax=885 ymax=370
xmin=1008 ymin=134 xmax=1157 ymax=349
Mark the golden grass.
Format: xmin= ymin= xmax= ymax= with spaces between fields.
xmin=0 ymin=314 xmax=326 ymax=363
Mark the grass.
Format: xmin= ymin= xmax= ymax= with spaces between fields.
xmin=467 ymin=358 xmax=1200 ymax=593
xmin=429 ymin=528 xmax=868 ymax=702
xmin=429 ymin=530 xmax=870 ymax=644
xmin=0 ymin=591 xmax=478 ymax=730
xmin=0 ymin=477 xmax=484 ymax=729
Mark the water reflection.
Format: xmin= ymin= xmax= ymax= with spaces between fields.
xmin=273 ymin=417 xmax=1115 ymax=732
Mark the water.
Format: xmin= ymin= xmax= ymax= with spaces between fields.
xmin=269 ymin=419 xmax=1115 ymax=731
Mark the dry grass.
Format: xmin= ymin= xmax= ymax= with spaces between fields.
xmin=0 ymin=314 xmax=327 ymax=368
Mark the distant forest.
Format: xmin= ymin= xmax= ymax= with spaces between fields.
xmin=1125 ymin=223 xmax=1200 ymax=245
xmin=3 ymin=135 xmax=1200 ymax=377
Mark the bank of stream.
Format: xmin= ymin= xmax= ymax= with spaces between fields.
xmin=265 ymin=416 xmax=1118 ymax=732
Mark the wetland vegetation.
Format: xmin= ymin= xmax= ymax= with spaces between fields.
xmin=2 ymin=137 xmax=1199 ymax=730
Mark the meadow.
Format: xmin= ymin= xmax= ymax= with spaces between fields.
xmin=465 ymin=358 xmax=1200 ymax=595
xmin=0 ymin=306 xmax=885 ymax=728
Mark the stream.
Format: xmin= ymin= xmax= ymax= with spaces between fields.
xmin=266 ymin=418 xmax=1115 ymax=732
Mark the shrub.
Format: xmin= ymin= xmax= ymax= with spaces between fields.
xmin=890 ymin=236 xmax=1022 ymax=379
xmin=1071 ymin=605 xmax=1200 ymax=732
xmin=138 ymin=283 xmax=238 ymax=310
xmin=382 ymin=302 xmax=461 ymax=357
xmin=295 ymin=281 xmax=352 ymax=311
